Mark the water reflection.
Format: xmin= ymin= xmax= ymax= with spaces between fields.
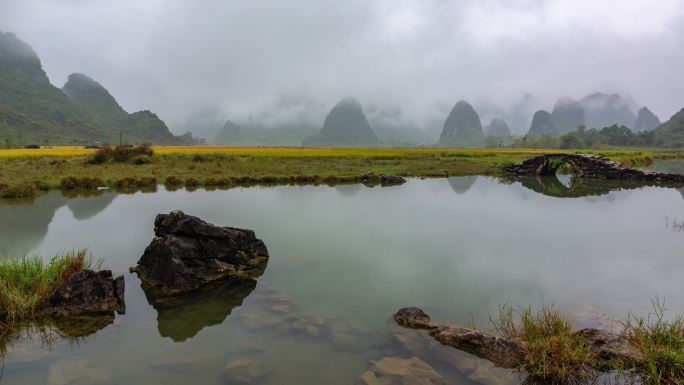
xmin=334 ymin=184 xmax=362 ymax=197
xmin=66 ymin=192 xmax=116 ymax=221
xmin=144 ymin=279 xmax=259 ymax=342
xmin=0 ymin=315 xmax=115 ymax=355
xmin=140 ymin=256 xmax=268 ymax=342
xmin=448 ymin=176 xmax=478 ymax=194
xmin=0 ymin=191 xmax=118 ymax=255
xmin=1 ymin=177 xmax=683 ymax=385
xmin=0 ymin=193 xmax=66 ymax=253
xmin=503 ymin=175 xmax=684 ymax=199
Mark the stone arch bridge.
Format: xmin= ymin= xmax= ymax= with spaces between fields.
xmin=505 ymin=153 xmax=684 ymax=182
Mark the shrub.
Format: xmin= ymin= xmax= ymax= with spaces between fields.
xmin=0 ymin=182 xmax=37 ymax=198
xmin=164 ymin=176 xmax=183 ymax=186
xmin=89 ymin=145 xmax=154 ymax=164
xmin=60 ymin=177 xmax=104 ymax=190
xmin=130 ymin=155 xmax=152 ymax=165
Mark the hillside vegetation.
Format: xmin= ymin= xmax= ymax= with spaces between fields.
xmin=0 ymin=31 xmax=184 ymax=146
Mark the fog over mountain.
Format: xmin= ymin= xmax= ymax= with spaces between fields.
xmin=1 ymin=0 xmax=683 ymax=135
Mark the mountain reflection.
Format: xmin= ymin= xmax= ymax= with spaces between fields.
xmin=66 ymin=192 xmax=117 ymax=221
xmin=0 ymin=191 xmax=117 ymax=255
xmin=0 ymin=193 xmax=66 ymax=253
xmin=448 ymin=176 xmax=478 ymax=194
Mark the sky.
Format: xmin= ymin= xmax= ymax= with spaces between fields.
xmin=1 ymin=0 xmax=683 ymax=134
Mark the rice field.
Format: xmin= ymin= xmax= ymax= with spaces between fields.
xmin=0 ymin=146 xmax=681 ymax=199
xmin=0 ymin=145 xmax=569 ymax=159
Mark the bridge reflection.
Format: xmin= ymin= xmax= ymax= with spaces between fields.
xmin=501 ymin=174 xmax=684 ymax=198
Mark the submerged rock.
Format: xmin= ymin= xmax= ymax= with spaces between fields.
xmin=355 ymin=356 xmax=447 ymax=385
xmin=131 ymin=210 xmax=269 ymax=298
xmin=48 ymin=359 xmax=110 ymax=385
xmin=39 ymin=270 xmax=125 ymax=317
xmin=222 ymin=358 xmax=272 ymax=384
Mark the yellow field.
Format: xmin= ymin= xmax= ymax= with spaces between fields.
xmin=0 ymin=145 xmax=569 ymax=159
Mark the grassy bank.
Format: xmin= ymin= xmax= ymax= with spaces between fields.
xmin=0 ymin=146 xmax=682 ymax=198
xmin=0 ymin=250 xmax=93 ymax=333
xmin=493 ymin=303 xmax=684 ymax=384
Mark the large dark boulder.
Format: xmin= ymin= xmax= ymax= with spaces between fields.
xmin=39 ymin=270 xmax=125 ymax=317
xmin=131 ymin=211 xmax=269 ymax=297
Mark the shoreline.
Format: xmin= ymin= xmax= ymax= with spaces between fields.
xmin=0 ymin=147 xmax=679 ymax=199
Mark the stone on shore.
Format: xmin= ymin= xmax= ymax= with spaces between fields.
xmin=39 ymin=270 xmax=125 ymax=317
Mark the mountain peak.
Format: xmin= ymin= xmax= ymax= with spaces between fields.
xmin=551 ymin=96 xmax=584 ymax=135
xmin=528 ymin=110 xmax=558 ymax=137
xmin=634 ymin=107 xmax=661 ymax=132
xmin=438 ymin=100 xmax=484 ymax=146
xmin=304 ymin=97 xmax=379 ymax=146
xmin=62 ymin=73 xmax=124 ymax=118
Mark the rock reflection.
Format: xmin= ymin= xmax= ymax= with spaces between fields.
xmin=142 ymin=278 xmax=262 ymax=342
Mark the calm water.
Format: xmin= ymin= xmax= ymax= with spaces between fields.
xmin=1 ymin=174 xmax=683 ymax=385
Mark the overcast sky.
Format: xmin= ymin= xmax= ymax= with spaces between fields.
xmin=1 ymin=0 xmax=683 ymax=133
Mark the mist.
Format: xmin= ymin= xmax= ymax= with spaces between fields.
xmin=1 ymin=0 xmax=683 ymax=135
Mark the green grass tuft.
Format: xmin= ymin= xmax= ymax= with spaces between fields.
xmin=491 ymin=303 xmax=596 ymax=383
xmin=623 ymin=299 xmax=684 ymax=385
xmin=0 ymin=250 xmax=94 ymax=330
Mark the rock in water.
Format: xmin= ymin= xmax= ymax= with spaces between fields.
xmin=222 ymin=359 xmax=272 ymax=384
xmin=39 ymin=270 xmax=125 ymax=317
xmin=131 ymin=211 xmax=269 ymax=297
xmin=527 ymin=110 xmax=558 ymax=137
xmin=354 ymin=356 xmax=447 ymax=385
xmin=437 ymin=101 xmax=484 ymax=146
xmin=303 ymin=97 xmax=380 ymax=146
xmin=551 ymin=96 xmax=584 ymax=135
xmin=485 ymin=118 xmax=511 ymax=137
xmin=634 ymin=107 xmax=661 ymax=132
